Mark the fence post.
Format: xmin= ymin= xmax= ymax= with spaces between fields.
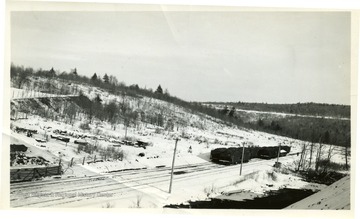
xmin=82 ymin=157 xmax=85 ymax=165
xmin=70 ymin=157 xmax=74 ymax=167
xmin=94 ymin=155 xmax=96 ymax=163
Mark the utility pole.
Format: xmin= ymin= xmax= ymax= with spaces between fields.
xmin=169 ymin=138 xmax=179 ymax=193
xmin=240 ymin=142 xmax=245 ymax=176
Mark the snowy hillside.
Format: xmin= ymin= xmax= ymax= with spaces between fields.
xmin=10 ymin=76 xmax=349 ymax=173
xmin=9 ymin=76 xmax=351 ymax=209
xmin=286 ymin=175 xmax=350 ymax=209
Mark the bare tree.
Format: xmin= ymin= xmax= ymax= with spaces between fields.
xmin=297 ymin=143 xmax=308 ymax=172
xmin=15 ymin=67 xmax=33 ymax=89
xmin=308 ymin=142 xmax=314 ymax=170
xmin=344 ymin=135 xmax=350 ymax=170
xmin=307 ymin=131 xmax=317 ymax=170
xmin=315 ymin=136 xmax=323 ymax=172
xmin=326 ymin=145 xmax=336 ymax=161
xmin=105 ymin=100 xmax=119 ymax=130
xmin=64 ymin=103 xmax=77 ymax=125
xmin=109 ymin=75 xmax=118 ymax=86
xmin=119 ymin=92 xmax=132 ymax=139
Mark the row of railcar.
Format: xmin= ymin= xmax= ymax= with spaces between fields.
xmin=210 ymin=145 xmax=291 ymax=165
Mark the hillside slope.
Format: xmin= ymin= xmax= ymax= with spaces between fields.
xmin=286 ymin=175 xmax=350 ymax=210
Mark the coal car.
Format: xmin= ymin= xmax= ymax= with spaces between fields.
xmin=210 ymin=145 xmax=291 ymax=164
xmin=210 ymin=147 xmax=251 ymax=164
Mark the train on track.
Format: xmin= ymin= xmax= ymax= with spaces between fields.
xmin=210 ymin=145 xmax=291 ymax=165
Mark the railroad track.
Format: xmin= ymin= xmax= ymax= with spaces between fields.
xmin=10 ymin=162 xmax=220 ymax=190
xmin=11 ymin=162 xmax=225 ymax=207
xmin=10 ymin=155 xmax=296 ymax=208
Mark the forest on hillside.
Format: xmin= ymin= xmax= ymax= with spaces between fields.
xmin=214 ymin=105 xmax=351 ymax=148
xmin=10 ymin=63 xmax=351 ymax=147
xmin=205 ymin=102 xmax=350 ymax=119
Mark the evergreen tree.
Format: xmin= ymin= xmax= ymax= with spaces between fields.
xmin=229 ymin=106 xmax=236 ymax=117
xmin=73 ymin=68 xmax=77 ymax=75
xmin=104 ymin=101 xmax=118 ymax=122
xmin=130 ymin=84 xmax=140 ymax=90
xmin=103 ymin=73 xmax=109 ymax=83
xmin=155 ymin=85 xmax=163 ymax=94
xmin=94 ymin=94 xmax=102 ymax=104
xmin=49 ymin=67 xmax=56 ymax=77
xmin=323 ymin=130 xmax=330 ymax=144
xmin=91 ymin=73 xmax=98 ymax=83
xmin=15 ymin=67 xmax=33 ymax=89
xmin=220 ymin=106 xmax=229 ymax=115
xmin=257 ymin=118 xmax=264 ymax=127
xmin=92 ymin=94 xmax=103 ymax=121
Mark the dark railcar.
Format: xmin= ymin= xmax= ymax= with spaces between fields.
xmin=210 ymin=147 xmax=251 ymax=164
xmin=257 ymin=147 xmax=279 ymax=159
xmin=281 ymin=145 xmax=291 ymax=153
xmin=210 ymin=148 xmax=228 ymax=162
xmin=211 ymin=145 xmax=291 ymax=164
xmin=257 ymin=146 xmax=291 ymax=159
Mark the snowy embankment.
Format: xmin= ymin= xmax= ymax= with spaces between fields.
xmin=166 ymin=157 xmax=326 ymax=205
xmin=75 ymin=157 xmax=326 ymax=208
xmin=286 ymin=175 xmax=350 ymax=210
xmin=217 ymin=169 xmax=324 ymax=199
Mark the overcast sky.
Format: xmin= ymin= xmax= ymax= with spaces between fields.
xmin=11 ymin=11 xmax=350 ymax=105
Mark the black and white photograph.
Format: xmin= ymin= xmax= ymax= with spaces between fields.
xmin=1 ymin=0 xmax=357 ymax=215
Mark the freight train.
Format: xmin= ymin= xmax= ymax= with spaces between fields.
xmin=210 ymin=145 xmax=291 ymax=165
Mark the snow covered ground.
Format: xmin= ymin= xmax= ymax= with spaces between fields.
xmin=286 ymin=175 xmax=350 ymax=209
xmin=9 ymin=153 xmax=323 ymax=208
xmin=9 ymin=84 xmax=351 ymax=209
xmin=10 ymin=113 xmax=347 ymax=173
xmin=10 ymin=112 xmax=349 ymax=209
